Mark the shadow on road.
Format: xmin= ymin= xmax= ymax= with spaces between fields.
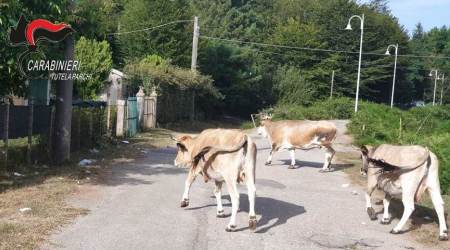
xmin=187 ymin=194 xmax=306 ymax=233
xmin=372 ymin=198 xmax=448 ymax=233
xmin=91 ymin=147 xmax=185 ymax=187
xmin=273 ymin=160 xmax=354 ymax=172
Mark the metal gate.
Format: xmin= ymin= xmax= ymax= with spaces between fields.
xmin=127 ymin=97 xmax=138 ymax=137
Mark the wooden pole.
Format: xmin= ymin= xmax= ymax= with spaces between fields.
xmin=330 ymin=70 xmax=335 ymax=99
xmin=190 ymin=16 xmax=199 ymax=121
xmin=27 ymin=99 xmax=34 ymax=166
xmin=3 ymin=103 xmax=9 ymax=172
xmin=47 ymin=106 xmax=54 ymax=164
xmin=106 ymin=101 xmax=111 ymax=136
xmin=77 ymin=108 xmax=81 ymax=150
xmin=89 ymin=108 xmax=93 ymax=147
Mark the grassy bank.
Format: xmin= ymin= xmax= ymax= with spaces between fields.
xmin=265 ymin=97 xmax=450 ymax=194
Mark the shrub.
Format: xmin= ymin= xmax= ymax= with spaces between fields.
xmin=268 ymin=97 xmax=354 ymax=120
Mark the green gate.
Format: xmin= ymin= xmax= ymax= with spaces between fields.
xmin=127 ymin=97 xmax=138 ymax=137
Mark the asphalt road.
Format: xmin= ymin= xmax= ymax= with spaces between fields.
xmin=47 ymin=121 xmax=431 ymax=250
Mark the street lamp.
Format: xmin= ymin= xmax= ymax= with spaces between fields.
xmin=345 ymin=14 xmax=365 ymax=112
xmin=429 ymin=69 xmax=438 ymax=106
xmin=385 ymin=44 xmax=398 ymax=108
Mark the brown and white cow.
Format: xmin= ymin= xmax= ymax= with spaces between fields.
xmin=361 ymin=144 xmax=448 ymax=241
xmin=173 ymin=129 xmax=257 ymax=232
xmin=257 ymin=118 xmax=337 ymax=171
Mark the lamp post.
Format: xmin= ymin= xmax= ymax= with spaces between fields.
xmin=345 ymin=14 xmax=365 ymax=112
xmin=385 ymin=44 xmax=398 ymax=108
xmin=429 ymin=69 xmax=438 ymax=106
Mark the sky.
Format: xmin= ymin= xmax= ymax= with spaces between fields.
xmin=361 ymin=0 xmax=450 ymax=33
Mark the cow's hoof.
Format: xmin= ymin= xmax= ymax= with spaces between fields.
xmin=439 ymin=230 xmax=449 ymax=241
xmin=319 ymin=168 xmax=332 ymax=173
xmin=249 ymin=216 xmax=257 ymax=231
xmin=225 ymin=225 xmax=236 ymax=232
xmin=216 ymin=210 xmax=226 ymax=218
xmin=265 ymin=161 xmax=271 ymax=166
xmin=288 ymin=165 xmax=296 ymax=169
xmin=439 ymin=234 xmax=449 ymax=241
xmin=180 ymin=199 xmax=189 ymax=208
xmin=380 ymin=218 xmax=390 ymax=225
xmin=367 ymin=207 xmax=377 ymax=220
xmin=390 ymin=229 xmax=401 ymax=234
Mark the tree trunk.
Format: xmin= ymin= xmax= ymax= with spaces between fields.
xmin=53 ymin=34 xmax=74 ymax=165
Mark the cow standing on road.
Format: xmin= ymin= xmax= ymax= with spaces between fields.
xmin=173 ymin=129 xmax=257 ymax=232
xmin=257 ymin=118 xmax=337 ymax=171
xmin=361 ymin=144 xmax=448 ymax=241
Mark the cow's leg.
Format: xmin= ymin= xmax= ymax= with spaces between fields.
xmin=428 ymin=186 xmax=448 ymax=240
xmin=288 ymin=149 xmax=296 ymax=169
xmin=391 ymin=195 xmax=415 ymax=234
xmin=246 ymin=178 xmax=257 ymax=231
xmin=214 ymin=180 xmax=225 ymax=218
xmin=180 ymin=170 xmax=196 ymax=207
xmin=366 ymin=185 xmax=377 ymax=220
xmin=381 ymin=194 xmax=391 ymax=224
xmin=320 ymin=146 xmax=335 ymax=172
xmin=265 ymin=146 xmax=275 ymax=165
xmin=225 ymin=180 xmax=240 ymax=232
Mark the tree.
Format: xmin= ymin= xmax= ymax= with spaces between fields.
xmin=118 ymin=0 xmax=193 ymax=67
xmin=74 ymin=37 xmax=113 ymax=99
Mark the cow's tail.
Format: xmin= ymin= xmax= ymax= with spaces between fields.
xmin=319 ymin=123 xmax=337 ymax=147
xmin=239 ymin=136 xmax=256 ymax=184
xmin=416 ymin=151 xmax=444 ymax=204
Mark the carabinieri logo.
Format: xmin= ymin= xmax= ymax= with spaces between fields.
xmin=9 ymin=15 xmax=89 ymax=80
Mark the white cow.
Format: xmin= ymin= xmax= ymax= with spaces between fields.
xmin=361 ymin=144 xmax=448 ymax=241
xmin=258 ymin=118 xmax=337 ymax=171
xmin=173 ymin=129 xmax=257 ymax=232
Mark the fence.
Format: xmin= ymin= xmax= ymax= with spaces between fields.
xmin=157 ymin=85 xmax=195 ymax=124
xmin=0 ymin=89 xmax=160 ymax=172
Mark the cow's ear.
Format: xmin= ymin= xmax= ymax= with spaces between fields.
xmin=177 ymin=143 xmax=188 ymax=152
xmin=361 ymin=145 xmax=373 ymax=156
xmin=361 ymin=145 xmax=369 ymax=156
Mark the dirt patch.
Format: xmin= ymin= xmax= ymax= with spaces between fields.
xmin=336 ymin=151 xmax=450 ymax=248
xmin=0 ymin=175 xmax=87 ymax=250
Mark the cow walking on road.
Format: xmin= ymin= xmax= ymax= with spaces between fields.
xmin=361 ymin=144 xmax=448 ymax=241
xmin=173 ymin=129 xmax=257 ymax=232
xmin=257 ymin=117 xmax=337 ymax=171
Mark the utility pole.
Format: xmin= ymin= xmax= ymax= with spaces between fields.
xmin=190 ymin=16 xmax=199 ymax=121
xmin=191 ymin=16 xmax=199 ymax=72
xmin=440 ymin=74 xmax=445 ymax=105
xmin=53 ymin=1 xmax=75 ymax=165
xmin=330 ymin=70 xmax=335 ymax=99
xmin=430 ymin=70 xmax=438 ymax=106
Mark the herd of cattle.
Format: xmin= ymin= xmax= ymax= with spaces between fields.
xmin=171 ymin=117 xmax=448 ymax=241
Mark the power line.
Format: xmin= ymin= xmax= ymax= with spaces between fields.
xmin=108 ymin=20 xmax=193 ymax=36
xmin=200 ymin=35 xmax=450 ymax=60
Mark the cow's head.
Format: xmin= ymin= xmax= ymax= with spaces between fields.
xmin=173 ymin=135 xmax=194 ymax=168
xmin=257 ymin=114 xmax=272 ymax=136
xmin=360 ymin=145 xmax=375 ymax=176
